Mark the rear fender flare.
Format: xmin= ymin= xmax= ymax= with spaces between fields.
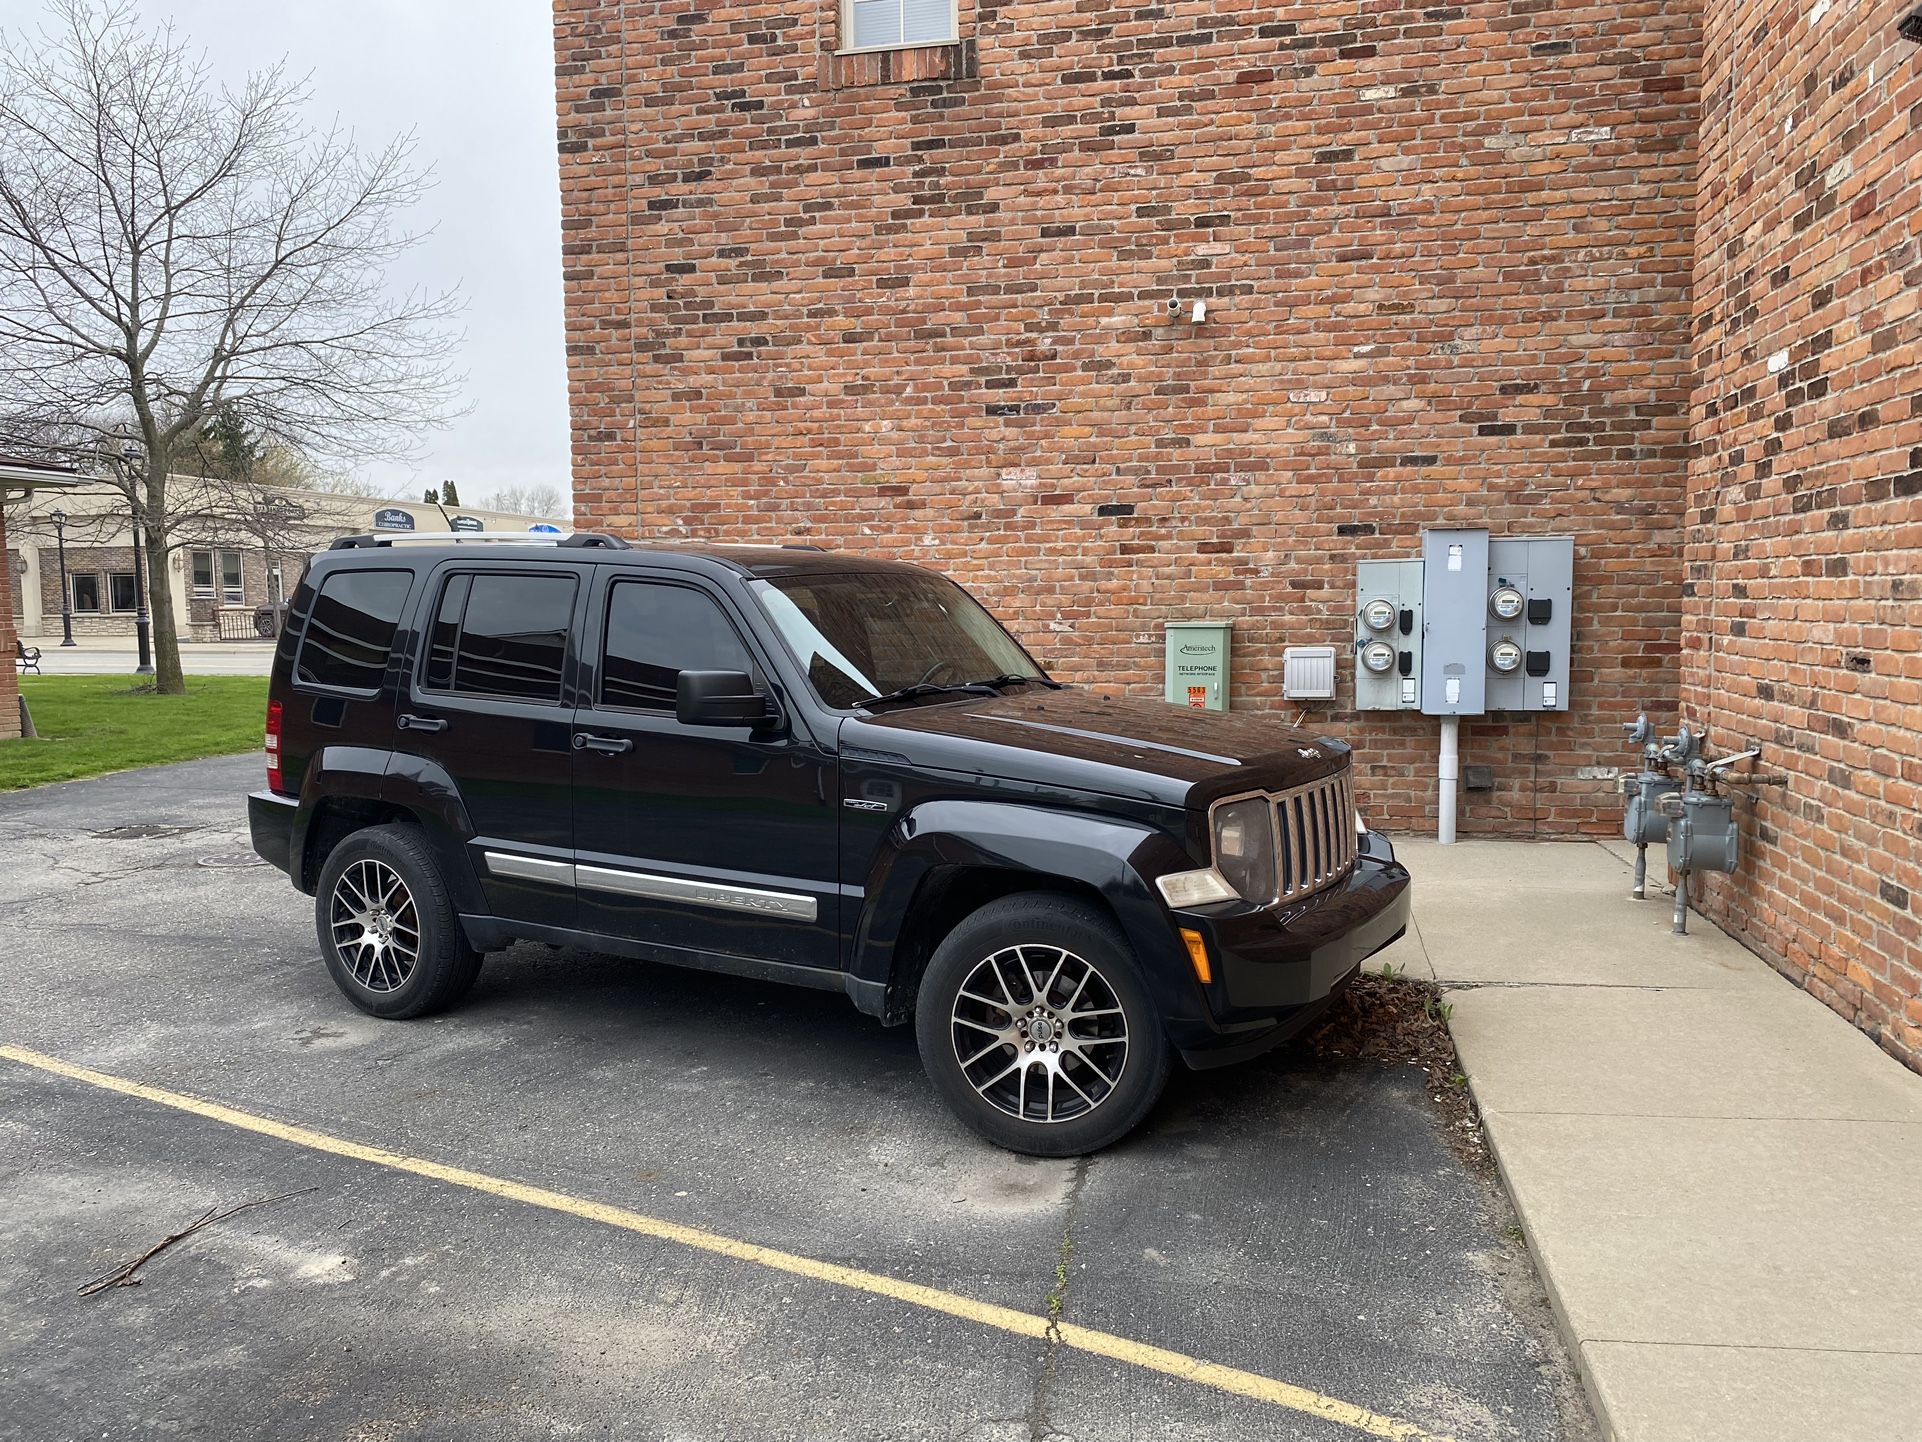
xmin=293 ymin=747 xmax=484 ymax=913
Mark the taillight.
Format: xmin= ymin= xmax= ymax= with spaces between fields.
xmin=265 ymin=699 xmax=284 ymax=793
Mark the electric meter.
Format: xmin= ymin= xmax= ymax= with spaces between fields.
xmin=1489 ymin=585 xmax=1525 ymax=621
xmin=1361 ymin=598 xmax=1397 ymax=632
xmin=1489 ymin=638 xmax=1523 ymax=673
xmin=1361 ymin=640 xmax=1397 ymax=674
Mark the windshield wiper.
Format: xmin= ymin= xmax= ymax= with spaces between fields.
xmin=859 ymin=674 xmax=1065 ymax=709
xmin=858 ymin=681 xmax=1000 ymax=709
xmin=971 ymin=673 xmax=1065 ymax=691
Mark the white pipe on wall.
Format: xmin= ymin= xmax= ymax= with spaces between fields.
xmin=1438 ymin=715 xmax=1460 ymax=844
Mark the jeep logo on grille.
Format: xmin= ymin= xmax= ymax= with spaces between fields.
xmin=1297 ymin=747 xmax=1321 ymax=759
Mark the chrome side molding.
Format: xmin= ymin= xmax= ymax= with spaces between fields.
xmin=482 ymin=851 xmax=576 ymax=886
xmin=575 ymin=864 xmax=818 ymax=922
xmin=481 ymin=848 xmax=818 ymax=923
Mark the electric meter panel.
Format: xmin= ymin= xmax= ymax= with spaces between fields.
xmin=1354 ymin=559 xmax=1424 ymax=711
xmin=1484 ymin=536 xmax=1574 ymax=712
xmin=1419 ymin=528 xmax=1491 ymax=716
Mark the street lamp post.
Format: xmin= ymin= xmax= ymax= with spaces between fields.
xmin=122 ymin=441 xmax=153 ymax=676
xmin=49 ymin=507 xmax=75 ymax=646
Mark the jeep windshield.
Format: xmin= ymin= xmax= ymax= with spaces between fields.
xmin=749 ymin=570 xmax=1053 ymax=710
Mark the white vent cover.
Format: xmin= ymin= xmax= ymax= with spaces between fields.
xmin=1282 ymin=645 xmax=1339 ymax=701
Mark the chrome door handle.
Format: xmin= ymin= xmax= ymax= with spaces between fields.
xmin=573 ymin=733 xmax=633 ymax=755
xmin=397 ymin=713 xmax=448 ymax=733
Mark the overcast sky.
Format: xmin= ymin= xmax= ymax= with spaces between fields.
xmin=134 ymin=0 xmax=572 ymax=509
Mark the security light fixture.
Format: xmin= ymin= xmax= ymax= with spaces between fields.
xmin=1899 ymin=8 xmax=1922 ymax=41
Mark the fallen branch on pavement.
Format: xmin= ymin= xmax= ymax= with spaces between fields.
xmin=77 ymin=1187 xmax=318 ymax=1296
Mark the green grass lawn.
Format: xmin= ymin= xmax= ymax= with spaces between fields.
xmin=2 ymin=675 xmax=269 ymax=791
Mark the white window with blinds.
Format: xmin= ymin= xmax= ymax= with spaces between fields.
xmin=843 ymin=0 xmax=956 ymax=51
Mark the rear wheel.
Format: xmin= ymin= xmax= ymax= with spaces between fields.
xmin=915 ymin=893 xmax=1171 ymax=1156
xmin=315 ymin=824 xmax=482 ymax=1019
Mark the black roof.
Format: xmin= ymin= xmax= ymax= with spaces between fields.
xmin=322 ymin=532 xmax=927 ymax=581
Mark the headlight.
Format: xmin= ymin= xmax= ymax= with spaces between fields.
xmin=1155 ymin=868 xmax=1238 ymax=908
xmin=1211 ymin=797 xmax=1278 ymax=904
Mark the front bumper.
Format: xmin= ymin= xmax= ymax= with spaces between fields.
xmin=248 ymin=789 xmax=298 ymax=879
xmin=1163 ymin=830 xmax=1411 ymax=1067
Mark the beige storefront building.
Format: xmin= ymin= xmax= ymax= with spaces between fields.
xmin=7 ymin=481 xmax=563 ymax=643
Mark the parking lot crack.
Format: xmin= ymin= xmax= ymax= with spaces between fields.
xmin=1025 ymin=1154 xmax=1091 ymax=1442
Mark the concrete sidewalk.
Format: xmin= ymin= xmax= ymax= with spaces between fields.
xmin=1375 ymin=839 xmax=1922 ymax=1442
xmin=22 ymin=637 xmax=275 ymax=675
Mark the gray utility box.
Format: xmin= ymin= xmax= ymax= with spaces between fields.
xmin=1485 ymin=536 xmax=1574 ymax=712
xmin=1419 ymin=528 xmax=1490 ymax=715
xmin=1354 ymin=559 xmax=1424 ymax=711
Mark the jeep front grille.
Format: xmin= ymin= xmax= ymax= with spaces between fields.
xmin=1275 ymin=771 xmax=1357 ymax=902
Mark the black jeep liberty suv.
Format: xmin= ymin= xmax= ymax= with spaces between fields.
xmin=250 ymin=533 xmax=1411 ymax=1155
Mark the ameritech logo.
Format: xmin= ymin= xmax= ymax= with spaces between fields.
xmin=1179 ymin=644 xmax=1213 ymax=656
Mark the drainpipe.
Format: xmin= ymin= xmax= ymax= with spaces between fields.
xmin=1438 ymin=716 xmax=1460 ymax=844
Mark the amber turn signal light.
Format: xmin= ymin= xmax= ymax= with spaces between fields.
xmin=1179 ymin=927 xmax=1213 ymax=985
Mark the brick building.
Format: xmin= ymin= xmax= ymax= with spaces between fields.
xmin=1683 ymin=0 xmax=1921 ymax=1063
xmin=553 ymin=2 xmax=1920 ymax=1065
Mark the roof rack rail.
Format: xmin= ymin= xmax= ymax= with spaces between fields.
xmin=782 ymin=543 xmax=828 ymax=552
xmin=558 ymin=531 xmax=631 ymax=550
xmin=328 ymin=531 xmax=571 ymax=550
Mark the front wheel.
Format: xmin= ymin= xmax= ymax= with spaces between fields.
xmin=314 ymin=824 xmax=482 ymax=1020
xmin=915 ymin=893 xmax=1171 ymax=1156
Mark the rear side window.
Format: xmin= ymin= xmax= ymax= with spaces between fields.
xmin=295 ymin=569 xmax=413 ymax=694
xmin=600 ymin=581 xmax=758 ymax=712
xmin=422 ymin=571 xmax=577 ymax=703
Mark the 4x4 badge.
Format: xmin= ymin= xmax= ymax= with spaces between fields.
xmin=844 ymin=797 xmax=890 ymax=812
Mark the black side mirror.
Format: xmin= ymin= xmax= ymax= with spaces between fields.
xmin=676 ymin=669 xmax=776 ymax=728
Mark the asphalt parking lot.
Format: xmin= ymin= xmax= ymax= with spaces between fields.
xmin=0 ymin=756 xmax=1593 ymax=1442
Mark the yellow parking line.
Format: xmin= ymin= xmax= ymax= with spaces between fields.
xmin=2 ymin=1042 xmax=1452 ymax=1442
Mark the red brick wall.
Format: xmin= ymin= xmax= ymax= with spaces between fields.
xmin=0 ymin=506 xmax=19 ymax=741
xmin=555 ymin=0 xmax=1704 ymax=835
xmin=1682 ymin=0 xmax=1921 ymax=1067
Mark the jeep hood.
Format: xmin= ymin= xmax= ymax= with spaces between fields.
xmin=839 ymin=689 xmax=1349 ymax=806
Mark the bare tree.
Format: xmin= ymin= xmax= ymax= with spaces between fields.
xmin=482 ymin=482 xmax=568 ymax=520
xmin=0 ymin=2 xmax=461 ymax=691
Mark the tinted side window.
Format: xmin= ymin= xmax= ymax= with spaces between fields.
xmin=425 ymin=571 xmax=576 ymax=703
xmin=296 ymin=569 xmax=413 ymax=693
xmin=602 ymin=581 xmax=757 ymax=712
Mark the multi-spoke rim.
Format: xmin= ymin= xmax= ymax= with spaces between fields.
xmin=329 ymin=859 xmax=420 ymax=993
xmin=950 ymin=944 xmax=1130 ymax=1125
